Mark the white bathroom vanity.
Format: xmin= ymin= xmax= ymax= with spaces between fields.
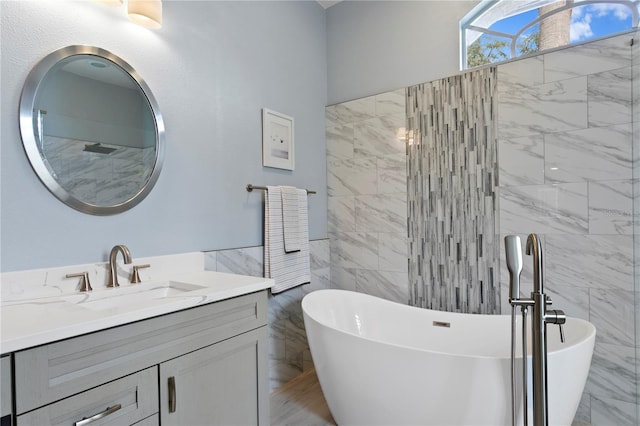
xmin=0 ymin=254 xmax=273 ymax=426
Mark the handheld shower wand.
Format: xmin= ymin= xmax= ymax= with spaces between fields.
xmin=505 ymin=235 xmax=525 ymax=426
xmin=505 ymin=235 xmax=523 ymax=300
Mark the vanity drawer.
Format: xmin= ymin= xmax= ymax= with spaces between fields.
xmin=14 ymin=291 xmax=267 ymax=414
xmin=16 ymin=367 xmax=157 ymax=426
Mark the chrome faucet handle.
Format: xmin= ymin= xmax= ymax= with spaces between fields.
xmin=66 ymin=272 xmax=92 ymax=292
xmin=546 ymin=309 xmax=566 ymax=343
xmin=504 ymin=235 xmax=523 ymax=301
xmin=130 ymin=264 xmax=150 ymax=284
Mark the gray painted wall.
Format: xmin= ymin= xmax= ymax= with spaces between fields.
xmin=41 ymin=70 xmax=155 ymax=148
xmin=326 ymin=0 xmax=479 ymax=104
xmin=1 ymin=0 xmax=327 ymax=272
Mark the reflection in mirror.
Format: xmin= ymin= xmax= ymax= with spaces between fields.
xmin=20 ymin=46 xmax=164 ymax=215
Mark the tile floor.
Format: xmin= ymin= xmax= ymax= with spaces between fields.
xmin=270 ymin=368 xmax=336 ymax=426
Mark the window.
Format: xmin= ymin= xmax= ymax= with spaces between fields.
xmin=461 ymin=0 xmax=640 ymax=69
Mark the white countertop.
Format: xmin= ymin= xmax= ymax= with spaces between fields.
xmin=1 ymin=270 xmax=273 ymax=354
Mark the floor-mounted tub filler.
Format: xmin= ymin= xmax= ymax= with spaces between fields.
xmin=302 ymin=288 xmax=595 ymax=426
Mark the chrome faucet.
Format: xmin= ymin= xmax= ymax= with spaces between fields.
xmin=527 ymin=233 xmax=550 ymax=426
xmin=107 ymin=244 xmax=132 ymax=288
xmin=506 ymin=233 xmax=566 ymax=426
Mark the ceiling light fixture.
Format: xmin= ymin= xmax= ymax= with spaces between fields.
xmin=127 ymin=0 xmax=162 ymax=29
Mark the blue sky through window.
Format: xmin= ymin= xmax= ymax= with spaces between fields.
xmin=463 ymin=1 xmax=639 ymax=68
xmin=570 ymin=3 xmax=633 ymax=41
xmin=489 ymin=3 xmax=634 ymax=43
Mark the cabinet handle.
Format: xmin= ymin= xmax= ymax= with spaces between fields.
xmin=74 ymin=404 xmax=122 ymax=426
xmin=168 ymin=376 xmax=176 ymax=413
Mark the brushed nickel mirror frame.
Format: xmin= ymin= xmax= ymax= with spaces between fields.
xmin=19 ymin=45 xmax=165 ymax=215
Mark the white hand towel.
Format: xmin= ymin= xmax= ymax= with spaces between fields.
xmin=264 ymin=186 xmax=310 ymax=294
xmin=281 ymin=186 xmax=302 ymax=253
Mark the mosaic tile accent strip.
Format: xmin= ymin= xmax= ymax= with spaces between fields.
xmin=407 ymin=68 xmax=499 ymax=314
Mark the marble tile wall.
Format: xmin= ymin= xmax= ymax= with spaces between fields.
xmin=406 ymin=68 xmax=500 ymax=314
xmin=42 ymin=136 xmax=155 ymax=206
xmin=203 ymin=239 xmax=330 ymax=392
xmin=632 ymin=29 xmax=640 ymax=424
xmin=323 ymin=31 xmax=638 ymax=423
xmin=325 ymin=90 xmax=409 ymax=304
xmin=325 ymin=91 xmax=409 ymax=300
xmin=497 ymin=33 xmax=637 ymax=425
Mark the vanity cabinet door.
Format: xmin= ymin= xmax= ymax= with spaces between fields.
xmin=159 ymin=326 xmax=269 ymax=426
xmin=16 ymin=367 xmax=158 ymax=426
xmin=1 ymin=355 xmax=11 ymax=425
xmin=132 ymin=413 xmax=158 ymax=425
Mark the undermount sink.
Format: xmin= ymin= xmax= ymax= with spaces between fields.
xmin=63 ymin=281 xmax=206 ymax=311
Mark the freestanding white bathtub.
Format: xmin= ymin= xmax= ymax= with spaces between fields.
xmin=302 ymin=289 xmax=595 ymax=426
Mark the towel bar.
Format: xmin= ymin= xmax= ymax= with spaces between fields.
xmin=246 ymin=184 xmax=316 ymax=194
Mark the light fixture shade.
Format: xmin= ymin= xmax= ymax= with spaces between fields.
xmin=127 ymin=0 xmax=162 ymax=29
xmin=94 ymin=0 xmax=123 ymax=6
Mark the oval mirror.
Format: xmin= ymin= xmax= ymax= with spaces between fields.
xmin=19 ymin=45 xmax=165 ymax=215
